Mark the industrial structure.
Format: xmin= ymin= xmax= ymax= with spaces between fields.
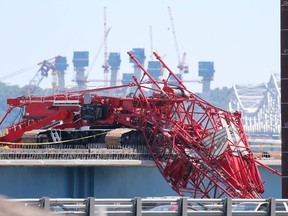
xmin=53 ymin=56 xmax=68 ymax=90
xmin=147 ymin=26 xmax=162 ymax=84
xmin=0 ymin=51 xmax=281 ymax=199
xmin=229 ymin=73 xmax=280 ymax=139
xmin=147 ymin=60 xmax=161 ymax=82
xmin=73 ymin=51 xmax=89 ymax=90
xmin=129 ymin=48 xmax=146 ymax=81
xmin=108 ymin=52 xmax=121 ymax=87
xmin=198 ymin=61 xmax=215 ymax=95
xmin=122 ymin=48 xmax=147 ymax=86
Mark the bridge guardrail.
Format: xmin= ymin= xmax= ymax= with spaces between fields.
xmin=0 ymin=142 xmax=282 ymax=162
xmin=7 ymin=197 xmax=288 ymax=216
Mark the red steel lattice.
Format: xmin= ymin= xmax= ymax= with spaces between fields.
xmin=122 ymin=51 xmax=279 ymax=198
xmin=0 ymin=52 xmax=281 ymax=198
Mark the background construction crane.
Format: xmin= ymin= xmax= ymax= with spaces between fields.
xmin=149 ymin=26 xmax=154 ymax=61
xmin=25 ymin=59 xmax=55 ymax=95
xmin=74 ymin=7 xmax=111 ymax=89
xmin=84 ymin=27 xmax=111 ymax=84
xmin=25 ymin=56 xmax=68 ymax=95
xmin=0 ymin=56 xmax=67 ymax=95
xmin=102 ymin=6 xmax=109 ymax=87
xmin=168 ymin=6 xmax=189 ymax=75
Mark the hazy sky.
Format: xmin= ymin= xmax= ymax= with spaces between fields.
xmin=0 ymin=0 xmax=279 ymax=93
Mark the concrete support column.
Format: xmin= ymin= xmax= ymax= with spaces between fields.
xmin=67 ymin=167 xmax=95 ymax=198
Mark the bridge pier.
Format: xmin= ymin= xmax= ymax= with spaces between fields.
xmin=0 ymin=164 xmax=281 ymax=199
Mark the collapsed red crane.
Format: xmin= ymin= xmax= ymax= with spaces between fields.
xmin=0 ymin=52 xmax=281 ymax=198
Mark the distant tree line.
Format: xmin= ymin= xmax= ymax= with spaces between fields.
xmin=0 ymin=82 xmax=24 ymax=119
xmin=198 ymin=87 xmax=234 ymax=110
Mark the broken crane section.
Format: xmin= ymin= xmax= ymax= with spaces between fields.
xmin=0 ymin=52 xmax=281 ymax=198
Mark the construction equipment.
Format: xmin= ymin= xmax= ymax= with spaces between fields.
xmin=102 ymin=6 xmax=110 ymax=87
xmin=73 ymin=27 xmax=111 ymax=89
xmin=149 ymin=25 xmax=154 ymax=61
xmin=147 ymin=26 xmax=162 ymax=82
xmin=0 ymin=56 xmax=67 ymax=94
xmin=24 ymin=57 xmax=67 ymax=95
xmin=75 ymin=7 xmax=111 ymax=89
xmin=168 ymin=6 xmax=189 ymax=75
xmin=0 ymin=52 xmax=281 ymax=198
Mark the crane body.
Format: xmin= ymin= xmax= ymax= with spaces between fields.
xmin=0 ymin=52 xmax=280 ymax=198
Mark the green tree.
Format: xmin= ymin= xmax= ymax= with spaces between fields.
xmin=196 ymin=87 xmax=233 ymax=110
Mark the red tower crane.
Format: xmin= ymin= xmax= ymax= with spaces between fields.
xmin=0 ymin=52 xmax=281 ymax=198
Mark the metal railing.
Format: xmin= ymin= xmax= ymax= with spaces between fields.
xmin=8 ymin=197 xmax=288 ymax=216
xmin=0 ymin=143 xmax=152 ymax=161
xmin=0 ymin=142 xmax=281 ymax=162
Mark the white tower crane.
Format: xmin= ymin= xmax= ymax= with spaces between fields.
xmin=102 ymin=6 xmax=109 ymax=87
xmin=168 ymin=6 xmax=189 ymax=74
xmin=149 ymin=25 xmax=154 ymax=61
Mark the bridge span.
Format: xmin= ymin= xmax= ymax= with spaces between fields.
xmin=0 ymin=148 xmax=281 ymax=199
xmin=230 ymin=73 xmax=280 ymax=138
